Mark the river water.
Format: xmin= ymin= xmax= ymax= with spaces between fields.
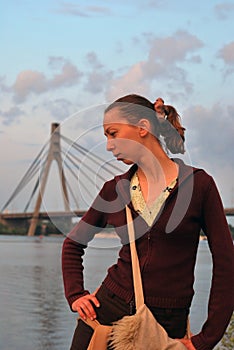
xmin=0 ymin=235 xmax=213 ymax=350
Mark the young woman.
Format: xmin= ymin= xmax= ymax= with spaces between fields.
xmin=62 ymin=94 xmax=234 ymax=350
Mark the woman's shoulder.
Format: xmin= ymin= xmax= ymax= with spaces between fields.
xmin=175 ymin=158 xmax=210 ymax=174
xmin=100 ymin=164 xmax=137 ymax=196
xmin=175 ymin=158 xmax=214 ymax=186
xmin=103 ymin=164 xmax=137 ymax=185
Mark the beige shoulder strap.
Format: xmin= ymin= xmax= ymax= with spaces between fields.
xmin=125 ymin=205 xmax=144 ymax=309
xmin=126 ymin=205 xmax=191 ymax=339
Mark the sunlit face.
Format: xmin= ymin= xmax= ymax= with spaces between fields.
xmin=103 ymin=107 xmax=143 ymax=165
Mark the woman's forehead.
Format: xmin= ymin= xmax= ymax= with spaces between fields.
xmin=103 ymin=108 xmax=128 ymax=124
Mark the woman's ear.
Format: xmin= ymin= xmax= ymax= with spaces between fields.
xmin=137 ymin=119 xmax=151 ymax=137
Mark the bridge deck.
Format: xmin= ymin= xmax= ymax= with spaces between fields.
xmin=1 ymin=208 xmax=233 ymax=219
xmin=0 ymin=210 xmax=87 ymax=220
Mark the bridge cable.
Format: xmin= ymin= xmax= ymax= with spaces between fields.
xmin=63 ymin=158 xmax=95 ymax=203
xmin=62 ymin=159 xmax=91 ymax=208
xmin=61 ymin=150 xmax=98 ymax=189
xmin=61 ymin=151 xmax=98 ymax=200
xmin=64 ymin=149 xmax=107 ymax=184
xmin=1 ymin=142 xmax=49 ymax=212
xmin=23 ymin=156 xmax=48 ymax=212
xmin=4 ymin=151 xmax=48 ymax=212
xmin=61 ymin=135 xmax=123 ymax=176
xmin=75 ymin=142 xmax=124 ymax=174
xmin=66 ymin=138 xmax=123 ymax=176
xmin=24 ymin=177 xmax=40 ymax=212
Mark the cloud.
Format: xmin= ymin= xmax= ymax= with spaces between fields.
xmin=13 ymin=71 xmax=47 ymax=102
xmin=33 ymin=98 xmax=76 ymax=121
xmin=107 ymin=30 xmax=203 ymax=100
xmin=56 ymin=2 xmax=112 ymax=17
xmin=184 ymin=103 xmax=234 ymax=206
xmin=48 ymin=56 xmax=70 ymax=69
xmin=218 ymin=41 xmax=234 ymax=65
xmin=185 ymin=103 xmax=234 ymax=166
xmin=85 ymin=71 xmax=114 ymax=94
xmin=50 ymin=61 xmax=82 ymax=88
xmin=106 ymin=62 xmax=150 ymax=101
xmin=0 ymin=76 xmax=10 ymax=93
xmin=11 ymin=58 xmax=83 ymax=102
xmin=214 ymin=2 xmax=234 ymax=20
xmin=146 ymin=30 xmax=203 ymax=65
xmin=0 ymin=106 xmax=25 ymax=126
xmin=217 ymin=41 xmax=234 ymax=77
xmin=146 ymin=0 xmax=166 ymax=9
xmin=1 ymin=30 xmax=204 ymax=107
xmin=86 ymin=52 xmax=104 ymax=69
xmin=84 ymin=52 xmax=114 ymax=94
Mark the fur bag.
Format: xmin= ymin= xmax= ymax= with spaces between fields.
xmin=108 ymin=303 xmax=187 ymax=350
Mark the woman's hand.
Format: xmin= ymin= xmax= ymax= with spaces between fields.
xmin=178 ymin=338 xmax=196 ymax=350
xmin=72 ymin=293 xmax=100 ymax=321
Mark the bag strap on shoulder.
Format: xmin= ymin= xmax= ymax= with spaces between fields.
xmin=126 ymin=205 xmax=191 ymax=339
xmin=126 ymin=205 xmax=144 ymax=309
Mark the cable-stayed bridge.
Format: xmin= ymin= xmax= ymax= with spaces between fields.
xmin=0 ymin=123 xmax=125 ymax=236
xmin=0 ymin=123 xmax=233 ymax=236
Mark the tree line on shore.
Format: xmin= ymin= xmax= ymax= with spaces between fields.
xmin=0 ymin=221 xmax=234 ymax=239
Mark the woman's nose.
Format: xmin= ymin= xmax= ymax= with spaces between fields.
xmin=106 ymin=139 xmax=115 ymax=152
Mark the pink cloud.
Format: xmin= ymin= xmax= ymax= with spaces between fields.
xmin=106 ymin=30 xmax=203 ymax=101
xmin=12 ymin=58 xmax=83 ymax=102
xmin=218 ymin=42 xmax=234 ymax=65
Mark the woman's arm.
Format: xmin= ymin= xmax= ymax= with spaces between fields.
xmin=62 ymin=236 xmax=90 ymax=308
xmin=178 ymin=338 xmax=196 ymax=350
xmin=191 ymin=177 xmax=234 ymax=350
xmin=61 ymin=181 xmax=116 ymax=310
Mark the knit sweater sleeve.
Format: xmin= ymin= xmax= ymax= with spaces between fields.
xmin=61 ymin=183 xmax=110 ymax=309
xmin=191 ymin=177 xmax=234 ymax=350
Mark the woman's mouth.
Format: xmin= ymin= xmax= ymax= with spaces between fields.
xmin=113 ymin=153 xmax=120 ymax=158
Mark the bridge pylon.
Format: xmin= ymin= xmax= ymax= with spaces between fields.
xmin=27 ymin=123 xmax=70 ymax=236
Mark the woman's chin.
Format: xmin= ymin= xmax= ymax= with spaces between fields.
xmin=120 ymin=158 xmax=134 ymax=165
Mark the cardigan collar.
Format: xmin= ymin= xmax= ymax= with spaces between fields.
xmin=114 ymin=158 xmax=199 ymax=206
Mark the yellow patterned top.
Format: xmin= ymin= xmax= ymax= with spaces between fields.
xmin=130 ymin=172 xmax=177 ymax=227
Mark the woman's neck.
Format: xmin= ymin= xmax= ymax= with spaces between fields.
xmin=136 ymin=149 xmax=178 ymax=205
xmin=137 ymin=141 xmax=177 ymax=178
xmin=137 ymin=158 xmax=177 ymax=184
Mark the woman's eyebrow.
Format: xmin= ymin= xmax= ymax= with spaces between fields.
xmin=104 ymin=126 xmax=117 ymax=136
xmin=104 ymin=126 xmax=111 ymax=136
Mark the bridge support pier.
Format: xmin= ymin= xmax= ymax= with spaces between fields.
xmin=28 ymin=123 xmax=70 ymax=236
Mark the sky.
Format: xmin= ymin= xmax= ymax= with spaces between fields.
xmin=0 ymin=0 xmax=234 ymax=222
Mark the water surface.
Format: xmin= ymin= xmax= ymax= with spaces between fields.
xmin=0 ymin=236 xmax=212 ymax=350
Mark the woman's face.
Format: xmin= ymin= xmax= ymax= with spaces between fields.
xmin=103 ymin=107 xmax=143 ymax=165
